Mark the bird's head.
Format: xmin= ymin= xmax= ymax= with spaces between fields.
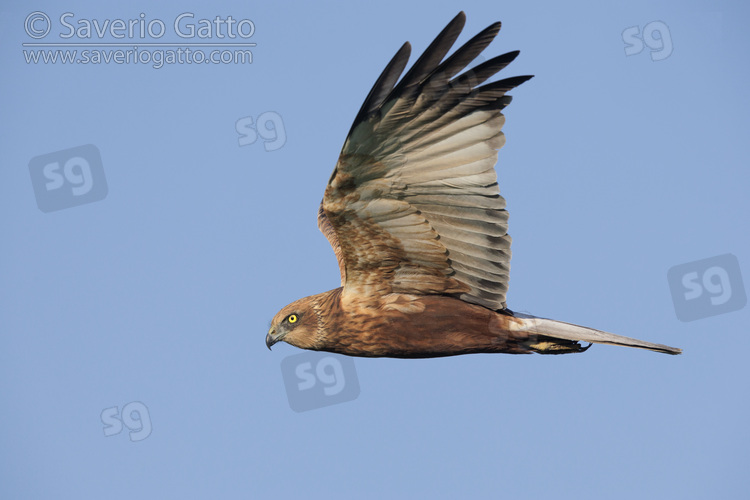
xmin=266 ymin=297 xmax=319 ymax=351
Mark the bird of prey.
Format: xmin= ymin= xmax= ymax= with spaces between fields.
xmin=266 ymin=12 xmax=681 ymax=357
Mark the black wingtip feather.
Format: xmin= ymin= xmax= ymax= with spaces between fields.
xmin=482 ymin=75 xmax=535 ymax=92
xmin=384 ymin=12 xmax=467 ymax=102
xmin=352 ymin=41 xmax=412 ymax=128
xmin=349 ymin=13 xmax=532 ymax=136
xmin=429 ymin=21 xmax=503 ymax=83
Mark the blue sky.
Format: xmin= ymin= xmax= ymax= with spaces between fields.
xmin=2 ymin=0 xmax=749 ymax=498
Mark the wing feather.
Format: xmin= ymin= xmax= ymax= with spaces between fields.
xmin=318 ymin=12 xmax=532 ymax=309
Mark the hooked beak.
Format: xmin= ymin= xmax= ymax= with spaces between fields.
xmin=266 ymin=328 xmax=279 ymax=350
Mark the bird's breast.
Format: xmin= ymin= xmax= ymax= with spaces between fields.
xmin=318 ymin=293 xmax=525 ymax=358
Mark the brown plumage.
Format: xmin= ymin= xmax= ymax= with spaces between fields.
xmin=266 ymin=12 xmax=682 ymax=357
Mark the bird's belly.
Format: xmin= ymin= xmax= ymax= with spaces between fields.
xmin=324 ymin=295 xmax=525 ymax=358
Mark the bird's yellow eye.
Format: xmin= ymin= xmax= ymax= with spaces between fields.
xmin=288 ymin=314 xmax=298 ymax=324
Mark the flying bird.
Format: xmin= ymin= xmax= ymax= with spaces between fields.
xmin=266 ymin=12 xmax=681 ymax=357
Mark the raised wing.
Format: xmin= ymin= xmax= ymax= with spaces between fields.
xmin=318 ymin=11 xmax=532 ymax=310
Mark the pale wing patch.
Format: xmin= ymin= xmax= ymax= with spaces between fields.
xmin=381 ymin=293 xmax=427 ymax=313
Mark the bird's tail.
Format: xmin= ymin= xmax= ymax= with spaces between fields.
xmin=513 ymin=313 xmax=682 ymax=355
